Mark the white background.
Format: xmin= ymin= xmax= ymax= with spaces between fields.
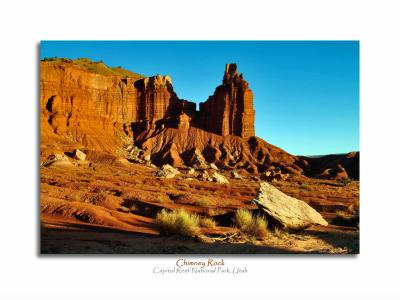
xmin=1 ymin=0 xmax=400 ymax=299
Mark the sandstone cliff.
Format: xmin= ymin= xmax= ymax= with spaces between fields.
xmin=40 ymin=58 xmax=358 ymax=178
xmin=40 ymin=59 xmax=179 ymax=151
xmin=199 ymin=63 xmax=255 ymax=138
xmin=40 ymin=59 xmax=254 ymax=151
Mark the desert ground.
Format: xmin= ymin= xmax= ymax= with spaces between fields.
xmin=40 ymin=150 xmax=359 ymax=254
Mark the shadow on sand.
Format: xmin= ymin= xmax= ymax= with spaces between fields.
xmin=40 ymin=221 xmax=358 ymax=255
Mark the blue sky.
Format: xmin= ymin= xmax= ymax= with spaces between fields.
xmin=40 ymin=41 xmax=359 ymax=156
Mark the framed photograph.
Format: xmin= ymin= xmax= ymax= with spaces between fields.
xmin=40 ymin=41 xmax=359 ymax=254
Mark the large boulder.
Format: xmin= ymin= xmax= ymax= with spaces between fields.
xmin=210 ymin=163 xmax=219 ymax=170
xmin=198 ymin=170 xmax=212 ymax=182
xmin=211 ymin=172 xmax=229 ymax=184
xmin=231 ymin=170 xmax=242 ymax=179
xmin=253 ymin=182 xmax=328 ymax=229
xmin=43 ymin=154 xmax=73 ymax=168
xmin=155 ymin=164 xmax=180 ymax=179
xmin=260 ymin=168 xmax=289 ymax=182
xmin=187 ymin=167 xmax=195 ymax=175
xmin=73 ymin=149 xmax=86 ymax=161
xmin=126 ymin=145 xmax=144 ymax=163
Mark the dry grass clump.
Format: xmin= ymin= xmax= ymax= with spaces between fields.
xmin=248 ymin=216 xmax=269 ymax=238
xmin=155 ymin=209 xmax=200 ymax=237
xmin=234 ymin=209 xmax=253 ymax=229
xmin=199 ymin=217 xmax=217 ymax=228
xmin=273 ymin=226 xmax=288 ymax=238
xmin=234 ymin=209 xmax=268 ymax=239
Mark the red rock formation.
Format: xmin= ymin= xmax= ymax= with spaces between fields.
xmin=134 ymin=75 xmax=180 ymax=120
xmin=300 ymin=152 xmax=360 ymax=180
xmin=40 ymin=59 xmax=359 ymax=178
xmin=132 ymin=121 xmax=302 ymax=174
xmin=199 ymin=63 xmax=255 ymax=138
xmin=40 ymin=61 xmax=255 ymax=152
xmin=40 ymin=61 xmax=179 ymax=151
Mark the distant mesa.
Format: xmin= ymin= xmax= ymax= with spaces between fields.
xmin=40 ymin=58 xmax=358 ymax=179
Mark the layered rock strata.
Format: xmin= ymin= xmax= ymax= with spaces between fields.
xmin=199 ymin=63 xmax=255 ymax=138
xmin=40 ymin=59 xmax=359 ymax=178
xmin=40 ymin=61 xmax=255 ymax=152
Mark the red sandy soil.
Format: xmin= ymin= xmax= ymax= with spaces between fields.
xmin=40 ymin=156 xmax=359 ymax=254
